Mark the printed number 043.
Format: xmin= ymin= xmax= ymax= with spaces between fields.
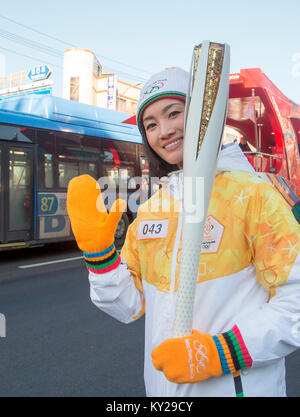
xmin=143 ymin=223 xmax=162 ymax=235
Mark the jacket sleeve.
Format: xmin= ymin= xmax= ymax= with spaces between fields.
xmin=235 ymin=180 xmax=300 ymax=368
xmin=88 ymin=218 xmax=145 ymax=324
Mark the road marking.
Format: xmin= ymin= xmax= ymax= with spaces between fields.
xmin=18 ymin=256 xmax=84 ymax=269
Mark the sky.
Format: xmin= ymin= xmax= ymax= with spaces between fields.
xmin=0 ymin=0 xmax=300 ymax=103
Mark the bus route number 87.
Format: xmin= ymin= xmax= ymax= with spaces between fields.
xmin=38 ymin=194 xmax=58 ymax=215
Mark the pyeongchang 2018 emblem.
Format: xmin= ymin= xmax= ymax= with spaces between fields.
xmin=201 ymin=215 xmax=224 ymax=254
xmin=143 ymin=79 xmax=166 ymax=97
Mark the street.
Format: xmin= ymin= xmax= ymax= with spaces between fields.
xmin=0 ymin=242 xmax=145 ymax=397
xmin=0 ymin=242 xmax=299 ymax=397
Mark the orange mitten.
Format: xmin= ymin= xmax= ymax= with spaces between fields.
xmin=152 ymin=330 xmax=222 ymax=384
xmin=152 ymin=327 xmax=252 ymax=384
xmin=67 ymin=175 xmax=126 ymax=274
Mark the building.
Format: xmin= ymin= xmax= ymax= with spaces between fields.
xmin=62 ymin=48 xmax=141 ymax=115
xmin=0 ymin=66 xmax=53 ymax=100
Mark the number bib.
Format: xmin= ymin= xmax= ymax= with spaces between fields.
xmin=138 ymin=220 xmax=169 ymax=240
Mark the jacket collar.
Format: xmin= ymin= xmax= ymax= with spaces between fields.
xmin=164 ymin=143 xmax=256 ymax=200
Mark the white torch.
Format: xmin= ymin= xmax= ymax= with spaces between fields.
xmin=173 ymin=41 xmax=230 ymax=337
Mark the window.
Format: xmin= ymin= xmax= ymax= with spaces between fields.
xmin=56 ymin=133 xmax=81 ymax=188
xmin=116 ymin=141 xmax=138 ymax=181
xmin=58 ymin=158 xmax=79 ymax=187
xmin=101 ymin=146 xmax=119 ymax=185
xmin=93 ymin=61 xmax=102 ymax=77
xmin=79 ymin=136 xmax=102 ymax=179
xmin=0 ymin=124 xmax=35 ymax=143
xmin=117 ymin=97 xmax=126 ymax=112
xmin=126 ymin=100 xmax=137 ymax=115
xmin=37 ymin=130 xmax=56 ymax=189
xmin=9 ymin=148 xmax=32 ymax=230
xmin=99 ymin=139 xmax=138 ymax=187
xmin=70 ymin=76 xmax=79 ymax=101
xmin=140 ymin=156 xmax=149 ymax=177
xmin=44 ymin=154 xmax=54 ymax=188
xmin=37 ymin=131 xmax=140 ymax=190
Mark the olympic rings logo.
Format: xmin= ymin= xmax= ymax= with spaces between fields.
xmin=143 ymin=80 xmax=166 ymax=96
xmin=193 ymin=341 xmax=209 ymax=374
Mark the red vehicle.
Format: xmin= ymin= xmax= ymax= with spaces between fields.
xmin=227 ymin=68 xmax=300 ymax=214
xmin=125 ymin=68 xmax=300 ymax=219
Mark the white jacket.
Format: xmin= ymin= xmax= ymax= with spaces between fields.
xmin=89 ymin=144 xmax=300 ymax=397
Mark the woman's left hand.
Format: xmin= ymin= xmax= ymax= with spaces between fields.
xmin=151 ymin=330 xmax=223 ymax=384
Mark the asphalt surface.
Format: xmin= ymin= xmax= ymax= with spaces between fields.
xmin=0 ymin=242 xmax=145 ymax=397
xmin=0 ymin=242 xmax=299 ymax=397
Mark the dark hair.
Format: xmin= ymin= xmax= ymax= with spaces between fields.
xmin=140 ymin=125 xmax=179 ymax=178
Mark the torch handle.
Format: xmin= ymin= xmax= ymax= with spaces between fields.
xmin=172 ymin=235 xmax=203 ymax=337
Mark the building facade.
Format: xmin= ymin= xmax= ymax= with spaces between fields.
xmin=62 ymin=48 xmax=141 ymax=115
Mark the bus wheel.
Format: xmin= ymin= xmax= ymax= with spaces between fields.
xmin=114 ymin=213 xmax=130 ymax=249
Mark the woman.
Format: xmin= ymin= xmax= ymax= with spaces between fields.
xmin=67 ymin=67 xmax=300 ymax=397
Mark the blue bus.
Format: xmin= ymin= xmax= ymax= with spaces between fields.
xmin=0 ymin=95 xmax=148 ymax=250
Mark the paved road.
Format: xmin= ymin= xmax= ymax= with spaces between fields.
xmin=0 ymin=243 xmax=299 ymax=397
xmin=0 ymin=243 xmax=145 ymax=397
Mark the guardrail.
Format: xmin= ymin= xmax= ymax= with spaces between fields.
xmin=243 ymin=151 xmax=282 ymax=173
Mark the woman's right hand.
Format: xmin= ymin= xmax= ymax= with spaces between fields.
xmin=67 ymin=175 xmax=126 ymax=254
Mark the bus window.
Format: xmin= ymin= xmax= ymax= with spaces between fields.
xmin=102 ymin=140 xmax=139 ymax=185
xmin=9 ymin=148 xmax=31 ymax=231
xmin=101 ymin=146 xmax=120 ymax=186
xmin=79 ymin=162 xmax=97 ymax=178
xmin=56 ymin=133 xmax=81 ymax=188
xmin=44 ymin=154 xmax=54 ymax=188
xmin=118 ymin=142 xmax=139 ymax=182
xmin=58 ymin=158 xmax=79 ymax=188
xmin=0 ymin=125 xmax=35 ymax=143
xmin=80 ymin=136 xmax=102 ymax=179
xmin=37 ymin=130 xmax=56 ymax=189
xmin=140 ymin=156 xmax=149 ymax=177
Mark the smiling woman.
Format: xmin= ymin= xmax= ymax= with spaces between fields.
xmin=67 ymin=66 xmax=300 ymax=398
xmin=136 ymin=67 xmax=188 ymax=177
xmin=142 ymin=99 xmax=185 ymax=168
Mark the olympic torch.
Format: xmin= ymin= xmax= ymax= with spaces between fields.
xmin=173 ymin=41 xmax=230 ymax=338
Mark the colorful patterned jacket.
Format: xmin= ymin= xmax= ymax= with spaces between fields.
xmin=88 ymin=144 xmax=300 ymax=397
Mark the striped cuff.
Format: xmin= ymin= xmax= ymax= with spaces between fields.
xmin=83 ymin=244 xmax=121 ymax=274
xmin=213 ymin=325 xmax=253 ymax=375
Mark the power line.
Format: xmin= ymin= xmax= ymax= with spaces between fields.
xmin=0 ymin=45 xmax=146 ymax=84
xmin=0 ymin=13 xmax=74 ymax=47
xmin=0 ymin=13 xmax=151 ymax=78
xmin=0 ymin=29 xmax=63 ymax=58
xmin=0 ymin=46 xmax=63 ymax=69
xmin=0 ymin=26 xmax=148 ymax=83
